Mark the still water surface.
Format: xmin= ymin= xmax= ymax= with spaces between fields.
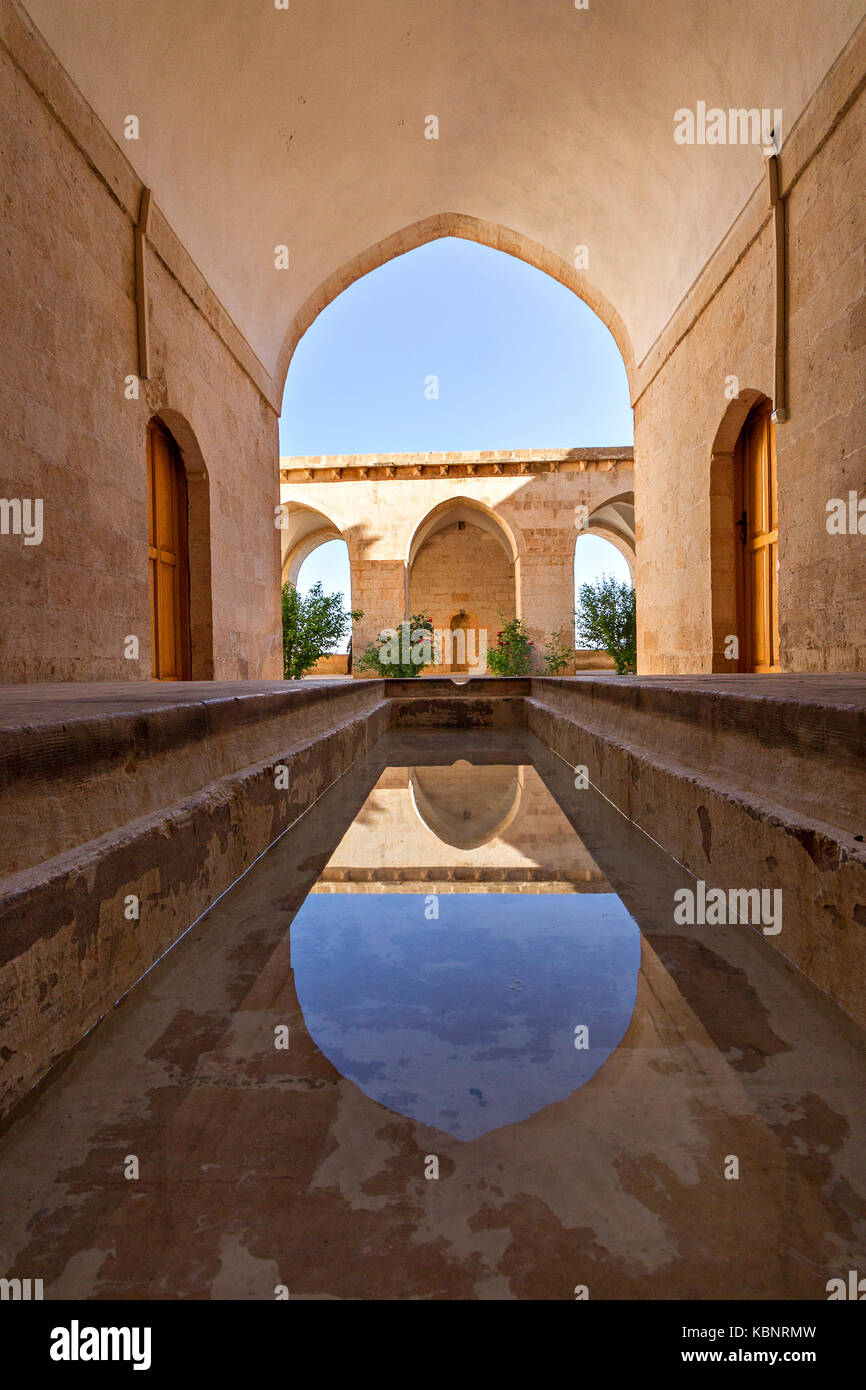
xmin=0 ymin=731 xmax=863 ymax=1299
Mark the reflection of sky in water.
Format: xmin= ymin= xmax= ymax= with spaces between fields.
xmin=292 ymin=894 xmax=641 ymax=1140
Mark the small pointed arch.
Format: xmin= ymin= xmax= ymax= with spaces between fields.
xmin=711 ymin=387 xmax=770 ymax=457
xmin=405 ymin=496 xmax=524 ymax=638
xmin=276 ymin=213 xmax=636 ymax=398
xmin=405 ymin=495 xmax=522 ymax=572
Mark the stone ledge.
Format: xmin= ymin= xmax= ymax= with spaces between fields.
xmin=386 ymin=678 xmax=529 ymax=731
xmin=531 ymin=674 xmax=866 ymax=842
xmin=0 ymin=698 xmax=387 ymax=1118
xmin=281 ymin=447 xmax=634 ymax=466
xmin=0 ymin=679 xmax=386 ymax=876
xmin=279 ymin=447 xmax=634 ymax=483
xmin=527 ymin=687 xmax=866 ymax=1026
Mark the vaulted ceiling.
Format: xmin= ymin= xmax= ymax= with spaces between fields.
xmin=24 ymin=0 xmax=865 ymax=384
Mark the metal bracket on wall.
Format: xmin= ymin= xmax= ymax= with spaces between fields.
xmin=135 ymin=187 xmax=154 ymax=380
xmin=766 ymin=155 xmax=788 ymax=424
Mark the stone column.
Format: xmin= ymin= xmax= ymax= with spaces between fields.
xmin=519 ymin=524 xmax=577 ymax=663
xmin=349 ymin=551 xmax=408 ymax=674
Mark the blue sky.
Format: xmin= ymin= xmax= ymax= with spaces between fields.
xmin=284 ymin=237 xmax=633 ymax=611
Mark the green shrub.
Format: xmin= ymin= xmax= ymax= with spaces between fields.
xmin=281 ymin=580 xmax=361 ymax=680
xmin=574 ymin=575 xmax=636 ymax=674
xmin=543 ymin=631 xmax=573 ymax=675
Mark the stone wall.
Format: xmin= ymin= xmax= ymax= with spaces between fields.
xmin=633 ymin=34 xmax=865 ymax=673
xmin=0 ymin=6 xmax=282 ymax=682
xmin=1 ymin=0 xmax=861 ymax=683
xmin=528 ymin=674 xmax=866 ymax=1026
xmin=307 ymin=653 xmax=350 ymax=676
xmin=408 ymin=520 xmax=514 ymax=671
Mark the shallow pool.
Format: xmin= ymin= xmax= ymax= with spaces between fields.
xmin=0 ymin=730 xmax=864 ymax=1300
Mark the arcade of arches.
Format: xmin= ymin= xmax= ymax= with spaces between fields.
xmin=279 ymin=449 xmax=635 ymax=675
xmin=0 ymin=0 xmax=865 ymax=1307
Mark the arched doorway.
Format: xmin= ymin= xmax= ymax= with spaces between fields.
xmin=710 ymin=391 xmax=780 ymax=673
xmin=280 ymin=237 xmax=632 ymax=678
xmin=735 ymin=399 xmax=779 ymax=672
xmin=279 ymin=503 xmax=345 ymax=589
xmin=147 ymin=418 xmax=191 ymax=680
xmin=573 ymin=529 xmax=634 ymax=671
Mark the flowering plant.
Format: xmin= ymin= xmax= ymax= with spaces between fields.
xmin=486 ymin=615 xmax=535 ymax=676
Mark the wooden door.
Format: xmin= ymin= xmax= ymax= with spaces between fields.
xmin=449 ymin=613 xmax=471 ymax=672
xmin=737 ymin=401 xmax=779 ymax=672
xmin=147 ymin=420 xmax=191 ymax=680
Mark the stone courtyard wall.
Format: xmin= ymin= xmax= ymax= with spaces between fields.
xmin=408 ymin=520 xmax=515 ymax=671
xmin=0 ymin=6 xmax=281 ymax=682
xmin=632 ymin=34 xmax=865 ymax=672
xmin=280 ymin=456 xmax=635 ymax=669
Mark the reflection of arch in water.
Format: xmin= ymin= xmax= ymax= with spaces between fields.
xmin=409 ymin=761 xmax=524 ymax=850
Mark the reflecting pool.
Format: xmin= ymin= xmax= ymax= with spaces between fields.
xmin=0 ymin=731 xmax=864 ymax=1300
xmin=293 ymin=889 xmax=641 ymax=1141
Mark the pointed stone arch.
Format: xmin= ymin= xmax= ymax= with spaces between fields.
xmin=584 ymin=490 xmax=636 ymax=579
xmin=276 ymin=213 xmax=636 ymax=397
xmin=279 ymin=501 xmax=347 ymax=588
xmin=406 ymin=495 xmax=522 ymax=572
xmin=406 ymin=496 xmax=523 ymax=637
xmin=405 ymin=497 xmax=522 ymax=671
